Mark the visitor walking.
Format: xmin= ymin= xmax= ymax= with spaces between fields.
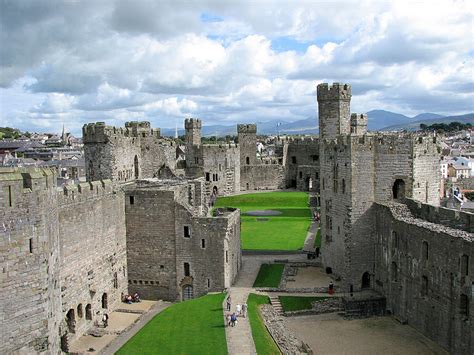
xmin=236 ymin=303 xmax=241 ymax=316
xmin=241 ymin=303 xmax=247 ymax=318
xmin=102 ymin=312 xmax=109 ymax=328
xmin=328 ymin=281 xmax=334 ymax=295
xmin=230 ymin=313 xmax=237 ymax=327
xmin=226 ymin=313 xmax=232 ymax=327
xmin=226 ymin=295 xmax=231 ymax=311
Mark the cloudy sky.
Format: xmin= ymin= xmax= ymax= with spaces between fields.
xmin=0 ymin=0 xmax=473 ymax=135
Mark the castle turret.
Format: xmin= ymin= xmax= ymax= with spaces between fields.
xmin=237 ymin=124 xmax=257 ymax=167
xmin=185 ymin=118 xmax=202 ymax=146
xmin=350 ymin=113 xmax=368 ymax=135
xmin=317 ymin=83 xmax=352 ymax=139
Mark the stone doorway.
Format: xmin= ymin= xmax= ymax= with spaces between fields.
xmin=361 ymin=272 xmax=371 ymax=289
xmin=182 ymin=285 xmax=194 ymax=301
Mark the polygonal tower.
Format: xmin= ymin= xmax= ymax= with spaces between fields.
xmin=317 ymin=83 xmax=352 ymax=139
xmin=185 ymin=118 xmax=202 ymax=147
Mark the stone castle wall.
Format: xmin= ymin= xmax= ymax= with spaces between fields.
xmin=285 ymin=138 xmax=320 ymax=191
xmin=0 ymin=168 xmax=61 ymax=354
xmin=124 ymin=179 xmax=241 ymax=301
xmin=373 ymin=201 xmax=472 ymax=354
xmin=57 ymin=180 xmax=128 ymax=345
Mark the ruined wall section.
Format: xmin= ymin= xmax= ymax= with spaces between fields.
xmin=184 ymin=118 xmax=203 ymax=178
xmin=140 ymin=134 xmax=177 ymax=179
xmin=57 ymin=180 xmax=127 ymax=344
xmin=285 ymin=138 xmax=319 ymax=191
xmin=0 ymin=168 xmax=61 ymax=354
xmin=240 ymin=164 xmax=285 ymax=191
xmin=201 ymin=144 xmax=240 ymax=196
xmin=125 ymin=186 xmax=179 ymax=301
xmin=175 ymin=206 xmax=241 ymax=299
xmin=374 ymin=202 xmax=472 ymax=354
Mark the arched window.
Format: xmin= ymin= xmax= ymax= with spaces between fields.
xmin=246 ymin=156 xmax=250 ymax=165
xmin=77 ymin=304 xmax=83 ymax=318
xmin=392 ymin=179 xmax=406 ymax=200
xmin=85 ymin=304 xmax=92 ymax=320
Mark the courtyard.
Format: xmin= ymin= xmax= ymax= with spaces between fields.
xmin=214 ymin=191 xmax=312 ymax=250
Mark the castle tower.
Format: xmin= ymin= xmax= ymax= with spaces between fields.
xmin=350 ymin=113 xmax=368 ymax=135
xmin=237 ymin=124 xmax=257 ymax=167
xmin=317 ymin=83 xmax=352 ymax=139
xmin=185 ymin=118 xmax=202 ymax=147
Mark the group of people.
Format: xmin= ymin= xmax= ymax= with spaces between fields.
xmin=225 ymin=295 xmax=247 ymax=328
xmin=123 ymin=292 xmax=141 ymax=304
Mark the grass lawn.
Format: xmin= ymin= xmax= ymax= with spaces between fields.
xmin=253 ymin=264 xmax=284 ymax=287
xmin=214 ymin=191 xmax=311 ymax=250
xmin=279 ymin=296 xmax=330 ymax=312
xmin=117 ymin=293 xmax=227 ymax=355
xmin=247 ymin=293 xmax=280 ymax=355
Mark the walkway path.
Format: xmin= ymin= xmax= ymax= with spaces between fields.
xmin=302 ymin=219 xmax=319 ymax=253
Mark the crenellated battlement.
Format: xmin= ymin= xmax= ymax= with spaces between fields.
xmin=286 ymin=136 xmax=319 ymax=145
xmin=57 ymin=179 xmax=118 ymax=206
xmin=83 ymin=121 xmax=161 ymax=143
xmin=185 ymin=118 xmax=202 ymax=129
xmin=237 ymin=124 xmax=257 ymax=134
xmin=317 ymin=82 xmax=352 ymax=101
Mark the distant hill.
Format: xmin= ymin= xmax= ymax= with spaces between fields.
xmin=381 ymin=113 xmax=474 ymax=131
xmin=160 ymin=111 xmax=473 ymax=137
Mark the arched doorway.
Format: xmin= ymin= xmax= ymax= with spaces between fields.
xmin=392 ymin=179 xmax=405 ymax=200
xmin=66 ymin=309 xmax=75 ymax=333
xmin=361 ymin=272 xmax=371 ymax=289
xmin=134 ymin=155 xmax=139 ymax=179
xmin=182 ymin=285 xmax=194 ymax=300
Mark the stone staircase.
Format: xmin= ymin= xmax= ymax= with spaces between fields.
xmin=269 ymin=296 xmax=284 ymax=315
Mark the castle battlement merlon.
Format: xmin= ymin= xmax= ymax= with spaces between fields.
xmin=83 ymin=121 xmax=161 ymax=143
xmin=185 ymin=118 xmax=202 ymax=129
xmin=237 ymin=124 xmax=257 ymax=134
xmin=57 ymin=179 xmax=117 ymax=205
xmin=317 ymin=82 xmax=352 ymax=101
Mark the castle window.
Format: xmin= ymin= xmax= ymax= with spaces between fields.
xmin=421 ymin=276 xmax=428 ymax=297
xmin=129 ymin=196 xmax=135 ymax=205
xmin=422 ymin=241 xmax=429 ymax=260
xmin=184 ymin=262 xmax=190 ymax=276
xmin=207 ymin=278 xmax=211 ymax=288
xmin=325 ymin=233 xmax=332 ymax=242
xmin=226 ymin=250 xmax=229 ymax=263
xmin=392 ymin=179 xmax=406 ymax=200
xmin=77 ymin=304 xmax=83 ymax=318
xmin=85 ymin=304 xmax=92 ymax=320
xmin=291 ymin=156 xmax=297 ymax=164
xmin=7 ymin=185 xmax=12 ymax=207
xmin=460 ymin=294 xmax=469 ymax=317
xmin=29 ymin=238 xmax=33 ymax=253
xmin=342 ymin=179 xmax=346 ymax=194
xmin=311 ymin=155 xmax=319 ymax=161
xmin=195 ymin=157 xmax=199 ymax=164
xmin=246 ymin=157 xmax=250 ymax=165
xmin=392 ymin=231 xmax=399 ymax=255
xmin=101 ymin=293 xmax=108 ymax=308
xmin=333 ymin=164 xmax=338 ymax=193
xmin=299 ymin=171 xmax=303 ymax=179
xmin=206 ymin=172 xmax=210 ymax=181
xmin=184 ymin=226 xmax=190 ymax=238
xmin=219 ymin=164 xmax=222 ymax=171
xmin=201 ymin=239 xmax=206 ymax=248
xmin=113 ymin=272 xmax=118 ymax=289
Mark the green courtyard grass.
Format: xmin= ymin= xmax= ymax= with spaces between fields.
xmin=253 ymin=264 xmax=285 ymax=287
xmin=247 ymin=293 xmax=280 ymax=355
xmin=279 ymin=296 xmax=330 ymax=312
xmin=214 ymin=191 xmax=311 ymax=250
xmin=116 ymin=293 xmax=227 ymax=355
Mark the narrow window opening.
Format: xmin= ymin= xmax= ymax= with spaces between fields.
xmin=205 ymin=172 xmax=210 ymax=181
xmin=201 ymin=239 xmax=206 ymax=248
xmin=129 ymin=195 xmax=135 ymax=205
xmin=29 ymin=238 xmax=33 ymax=253
xmin=460 ymin=294 xmax=469 ymax=317
xmin=421 ymin=276 xmax=428 ymax=296
xmin=184 ymin=262 xmax=190 ymax=276
xmin=246 ymin=156 xmax=250 ymax=165
xmin=207 ymin=278 xmax=210 ymax=288
xmin=226 ymin=250 xmax=229 ymax=263
xmin=422 ymin=241 xmax=429 ymax=260
xmin=184 ymin=226 xmax=190 ymax=238
xmin=85 ymin=304 xmax=92 ymax=320
xmin=8 ymin=185 xmax=12 ymax=207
